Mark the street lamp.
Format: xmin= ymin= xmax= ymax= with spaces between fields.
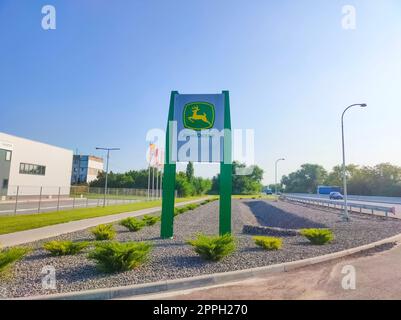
xmin=341 ymin=103 xmax=367 ymax=221
xmin=275 ymin=158 xmax=285 ymax=196
xmin=96 ymin=147 xmax=120 ymax=207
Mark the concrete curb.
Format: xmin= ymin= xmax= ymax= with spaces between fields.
xmin=18 ymin=231 xmax=401 ymax=300
xmin=0 ymin=198 xmax=209 ymax=247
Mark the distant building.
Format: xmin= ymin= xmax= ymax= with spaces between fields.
xmin=0 ymin=132 xmax=73 ymax=197
xmin=71 ymin=155 xmax=104 ymax=184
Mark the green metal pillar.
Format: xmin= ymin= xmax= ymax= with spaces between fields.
xmin=160 ymin=91 xmax=178 ymax=238
xmin=219 ymin=90 xmax=232 ymax=235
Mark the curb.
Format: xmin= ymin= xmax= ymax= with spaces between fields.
xmin=18 ymin=231 xmax=401 ymax=300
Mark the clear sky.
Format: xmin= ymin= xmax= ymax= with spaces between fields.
xmin=1 ymin=0 xmax=401 ymax=184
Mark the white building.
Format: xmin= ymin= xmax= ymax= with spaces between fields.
xmin=71 ymin=155 xmax=104 ymax=184
xmin=0 ymin=132 xmax=73 ymax=197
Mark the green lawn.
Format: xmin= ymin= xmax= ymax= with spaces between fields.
xmin=0 ymin=197 xmax=206 ymax=235
xmin=71 ymin=193 xmax=149 ymax=200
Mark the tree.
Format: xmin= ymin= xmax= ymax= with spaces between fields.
xmin=210 ymin=162 xmax=264 ymax=195
xmin=282 ymin=162 xmax=401 ymax=197
xmin=325 ymin=164 xmax=358 ymax=187
xmin=281 ymin=164 xmax=327 ymax=193
xmin=186 ymin=162 xmax=194 ymax=182
xmin=90 ymin=167 xmax=212 ymax=197
xmin=90 ymin=169 xmax=153 ymax=189
xmin=175 ymin=172 xmax=195 ymax=197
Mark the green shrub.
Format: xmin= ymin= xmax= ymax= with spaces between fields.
xmin=186 ymin=203 xmax=199 ymax=210
xmin=0 ymin=246 xmax=30 ymax=274
xmin=90 ymin=224 xmax=116 ymax=240
xmin=119 ymin=217 xmax=145 ymax=232
xmin=253 ymin=236 xmax=282 ymax=250
xmin=141 ymin=215 xmax=160 ymax=226
xmin=174 ymin=207 xmax=187 ymax=216
xmin=187 ymin=233 xmax=236 ymax=261
xmin=88 ymin=241 xmax=152 ymax=273
xmin=43 ymin=240 xmax=89 ymax=256
xmin=300 ymin=228 xmax=334 ymax=245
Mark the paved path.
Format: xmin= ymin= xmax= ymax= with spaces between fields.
xmin=0 ymin=198 xmax=207 ymax=247
xmin=132 ymin=242 xmax=401 ymax=300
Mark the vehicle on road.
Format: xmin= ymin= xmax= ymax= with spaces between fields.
xmin=329 ymin=192 xmax=344 ymax=200
xmin=317 ymin=185 xmax=341 ymax=195
xmin=265 ymin=189 xmax=273 ymax=195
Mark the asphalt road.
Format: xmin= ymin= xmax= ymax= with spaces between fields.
xmin=0 ymin=198 xmax=139 ymax=215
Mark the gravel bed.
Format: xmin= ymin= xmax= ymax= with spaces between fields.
xmin=2 ymin=199 xmax=401 ymax=298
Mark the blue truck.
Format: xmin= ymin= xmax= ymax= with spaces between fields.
xmin=317 ymin=185 xmax=341 ymax=195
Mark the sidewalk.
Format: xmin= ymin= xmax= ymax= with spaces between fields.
xmin=0 ymin=198 xmax=207 ymax=247
xmin=135 ymin=242 xmax=401 ymax=300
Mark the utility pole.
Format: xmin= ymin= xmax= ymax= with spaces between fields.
xmin=96 ymin=147 xmax=120 ymax=207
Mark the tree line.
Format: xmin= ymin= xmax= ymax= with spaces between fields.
xmin=88 ymin=161 xmax=264 ymax=197
xmin=280 ymin=163 xmax=401 ymax=196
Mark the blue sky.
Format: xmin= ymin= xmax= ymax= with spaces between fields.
xmin=1 ymin=0 xmax=401 ymax=184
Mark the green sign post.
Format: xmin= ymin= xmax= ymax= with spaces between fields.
xmin=160 ymin=91 xmax=232 ymax=239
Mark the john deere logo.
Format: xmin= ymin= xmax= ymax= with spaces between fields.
xmin=183 ymin=102 xmax=215 ymax=130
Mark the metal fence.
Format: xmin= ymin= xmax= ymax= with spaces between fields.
xmin=0 ymin=185 xmax=173 ymax=216
xmin=281 ymin=194 xmax=396 ymax=217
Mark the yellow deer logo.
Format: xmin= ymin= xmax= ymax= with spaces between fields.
xmin=188 ymin=106 xmax=212 ymax=126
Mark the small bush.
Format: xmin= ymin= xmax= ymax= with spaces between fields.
xmin=120 ymin=217 xmax=145 ymax=232
xmin=88 ymin=241 xmax=152 ymax=273
xmin=43 ymin=241 xmax=89 ymax=256
xmin=187 ymin=233 xmax=236 ymax=261
xmin=142 ymin=215 xmax=160 ymax=226
xmin=0 ymin=246 xmax=30 ymax=274
xmin=253 ymin=236 xmax=282 ymax=250
xmin=174 ymin=207 xmax=187 ymax=216
xmin=186 ymin=203 xmax=199 ymax=210
xmin=91 ymin=224 xmax=116 ymax=240
xmin=300 ymin=228 xmax=334 ymax=245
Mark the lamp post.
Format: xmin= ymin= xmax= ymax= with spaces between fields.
xmin=275 ymin=158 xmax=285 ymax=196
xmin=341 ymin=103 xmax=367 ymax=221
xmin=96 ymin=147 xmax=120 ymax=207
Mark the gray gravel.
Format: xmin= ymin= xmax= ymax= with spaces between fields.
xmin=2 ymin=199 xmax=401 ymax=298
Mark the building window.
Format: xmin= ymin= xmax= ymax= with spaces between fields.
xmin=5 ymin=151 xmax=11 ymax=161
xmin=2 ymin=179 xmax=8 ymax=189
xmin=19 ymin=163 xmax=46 ymax=176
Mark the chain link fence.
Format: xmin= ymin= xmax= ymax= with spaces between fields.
xmin=0 ymin=185 xmax=176 ymax=215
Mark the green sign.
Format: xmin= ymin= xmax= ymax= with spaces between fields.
xmin=183 ymin=102 xmax=215 ymax=130
xmin=160 ymin=91 xmax=232 ymax=239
